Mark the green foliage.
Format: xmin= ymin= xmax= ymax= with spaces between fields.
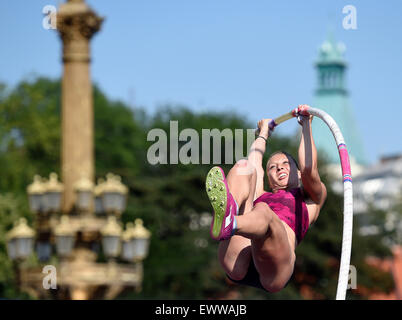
xmin=94 ymin=86 xmax=148 ymax=180
xmin=0 ymin=78 xmax=61 ymax=193
xmin=0 ymin=77 xmax=394 ymax=300
xmin=0 ymin=193 xmax=33 ymax=298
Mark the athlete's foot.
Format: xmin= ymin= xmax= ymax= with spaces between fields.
xmin=206 ymin=166 xmax=238 ymax=241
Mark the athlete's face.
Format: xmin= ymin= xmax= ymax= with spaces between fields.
xmin=266 ymin=153 xmax=300 ymax=191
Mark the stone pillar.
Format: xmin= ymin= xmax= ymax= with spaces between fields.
xmin=57 ymin=0 xmax=103 ymax=213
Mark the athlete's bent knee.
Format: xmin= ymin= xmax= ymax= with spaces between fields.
xmin=234 ymin=159 xmax=256 ymax=176
xmin=223 ymin=258 xmax=249 ymax=281
xmin=261 ymin=278 xmax=287 ymax=293
xmin=234 ymin=159 xmax=249 ymax=167
xmin=219 ymin=249 xmax=250 ymax=281
xmin=227 ymin=267 xmax=248 ymax=282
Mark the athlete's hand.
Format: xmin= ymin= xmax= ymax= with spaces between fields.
xmin=257 ymin=118 xmax=272 ymax=139
xmin=297 ymin=114 xmax=313 ymax=126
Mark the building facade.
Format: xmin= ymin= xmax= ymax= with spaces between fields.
xmin=353 ymin=154 xmax=402 ymax=241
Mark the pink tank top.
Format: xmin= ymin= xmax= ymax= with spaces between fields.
xmin=253 ymin=188 xmax=310 ymax=244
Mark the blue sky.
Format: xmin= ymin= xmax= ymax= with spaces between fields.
xmin=1 ymin=0 xmax=401 ymax=164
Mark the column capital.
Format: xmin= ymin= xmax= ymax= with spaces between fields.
xmin=56 ymin=1 xmax=103 ymax=62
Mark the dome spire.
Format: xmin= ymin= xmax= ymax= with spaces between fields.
xmin=317 ymin=26 xmax=346 ymax=66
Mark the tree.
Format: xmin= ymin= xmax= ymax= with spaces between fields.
xmin=0 ymin=78 xmax=61 ymax=194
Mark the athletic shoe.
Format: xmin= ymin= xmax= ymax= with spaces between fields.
xmin=206 ymin=166 xmax=237 ymax=241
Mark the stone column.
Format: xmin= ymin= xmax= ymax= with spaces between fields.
xmin=57 ymin=0 xmax=103 ymax=213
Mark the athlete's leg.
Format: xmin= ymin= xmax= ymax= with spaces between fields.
xmin=252 ymin=215 xmax=296 ymax=292
xmin=217 ymin=159 xmax=256 ymax=280
xmin=235 ymin=202 xmax=296 ymax=292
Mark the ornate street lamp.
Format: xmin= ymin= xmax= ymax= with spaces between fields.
xmin=74 ymin=176 xmax=94 ymax=213
xmin=6 ymin=1 xmax=151 ymax=300
xmin=54 ymin=215 xmax=76 ymax=258
xmin=27 ymin=175 xmax=45 ymax=214
xmin=101 ymin=216 xmax=122 ymax=259
xmin=6 ymin=218 xmax=35 ymax=261
xmin=43 ymin=173 xmax=64 ymax=213
xmin=101 ymin=173 xmax=128 ymax=215
xmin=130 ymin=219 xmax=151 ymax=262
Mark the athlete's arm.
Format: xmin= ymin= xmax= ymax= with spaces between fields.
xmin=248 ymin=118 xmax=271 ymax=199
xmin=298 ymin=113 xmax=327 ymax=221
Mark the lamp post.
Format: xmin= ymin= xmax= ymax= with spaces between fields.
xmin=8 ymin=174 xmax=151 ymax=299
xmin=6 ymin=0 xmax=151 ymax=300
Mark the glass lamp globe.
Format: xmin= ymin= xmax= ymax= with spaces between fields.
xmin=130 ymin=219 xmax=151 ymax=262
xmin=101 ymin=216 xmax=122 ymax=259
xmin=27 ymin=175 xmax=45 ymax=214
xmin=102 ymin=173 xmax=128 ymax=215
xmin=43 ymin=173 xmax=64 ymax=213
xmin=121 ymin=222 xmax=135 ymax=262
xmin=54 ymin=215 xmax=75 ymax=258
xmin=6 ymin=218 xmax=35 ymax=261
